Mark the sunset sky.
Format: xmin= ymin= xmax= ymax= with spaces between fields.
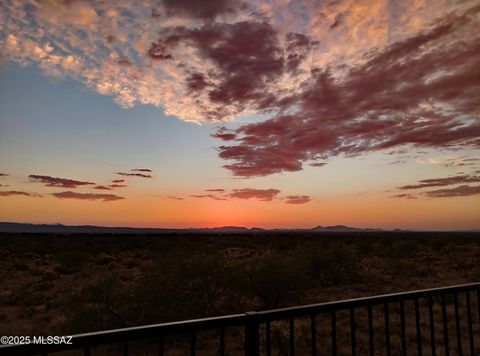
xmin=0 ymin=0 xmax=479 ymax=230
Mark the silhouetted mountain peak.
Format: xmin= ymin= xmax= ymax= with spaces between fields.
xmin=312 ymin=225 xmax=364 ymax=232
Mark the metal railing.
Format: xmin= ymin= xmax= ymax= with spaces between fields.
xmin=2 ymin=282 xmax=480 ymax=355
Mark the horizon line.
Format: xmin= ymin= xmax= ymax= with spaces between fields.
xmin=1 ymin=221 xmax=479 ymax=233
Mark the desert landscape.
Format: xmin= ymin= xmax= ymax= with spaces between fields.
xmin=1 ymin=231 xmax=480 ymax=354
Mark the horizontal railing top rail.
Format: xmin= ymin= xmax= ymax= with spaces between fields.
xmin=2 ymin=282 xmax=480 ymax=355
xmin=256 ymin=282 xmax=480 ymax=321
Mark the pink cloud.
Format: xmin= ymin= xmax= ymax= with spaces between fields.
xmin=388 ymin=159 xmax=407 ymax=165
xmin=109 ymin=184 xmax=127 ymax=188
xmin=284 ymin=195 xmax=311 ymax=204
xmin=390 ymin=193 xmax=418 ymax=200
xmin=309 ymin=162 xmax=327 ymax=168
xmin=93 ymin=185 xmax=113 ymax=190
xmin=157 ymin=0 xmax=240 ymax=20
xmin=0 ymin=190 xmax=42 ymax=198
xmin=227 ymin=188 xmax=280 ymax=201
xmin=424 ymin=185 xmax=480 ymax=198
xmin=399 ymin=174 xmax=480 ymax=190
xmin=131 ymin=168 xmax=153 ymax=172
xmin=148 ymin=21 xmax=313 ymax=117
xmin=186 ymin=72 xmax=210 ymax=93
xmin=187 ymin=188 xmax=316 ymax=203
xmin=210 ymin=127 xmax=237 ymax=141
xmin=111 ymin=179 xmax=125 ymax=183
xmin=212 ymin=6 xmax=480 ymax=176
xmin=444 ymin=156 xmax=480 ymax=168
xmin=29 ymin=175 xmax=95 ymax=188
xmin=2 ymin=0 xmax=475 ymax=128
xmin=51 ymin=191 xmax=124 ymax=202
xmin=116 ymin=172 xmax=152 ymax=178
xmin=211 ymin=132 xmax=237 ymax=141
xmin=166 ymin=195 xmax=184 ymax=200
xmin=190 ymin=194 xmax=227 ymax=201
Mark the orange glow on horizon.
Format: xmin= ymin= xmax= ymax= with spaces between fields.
xmin=1 ymin=192 xmax=479 ymax=231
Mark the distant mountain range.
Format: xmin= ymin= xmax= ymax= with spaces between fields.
xmin=0 ymin=222 xmax=389 ymax=234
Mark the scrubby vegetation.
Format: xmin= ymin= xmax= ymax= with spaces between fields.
xmin=1 ymin=232 xmax=480 ymax=354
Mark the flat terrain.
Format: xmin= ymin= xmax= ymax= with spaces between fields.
xmin=1 ymin=231 xmax=480 ymax=354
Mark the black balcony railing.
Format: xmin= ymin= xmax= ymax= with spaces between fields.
xmin=2 ymin=282 xmax=480 ymax=355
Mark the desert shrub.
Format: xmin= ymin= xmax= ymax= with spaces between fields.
xmin=54 ymin=250 xmax=89 ymax=274
xmin=357 ymin=240 xmax=374 ymax=255
xmin=454 ymin=259 xmax=474 ymax=273
xmin=377 ymin=238 xmax=399 ymax=257
xmin=277 ymin=240 xmax=295 ymax=253
xmin=13 ymin=260 xmax=29 ymax=271
xmin=303 ymin=244 xmax=360 ymax=285
xmin=95 ymin=252 xmax=116 ymax=266
xmin=239 ymin=254 xmax=309 ymax=309
xmin=123 ymin=257 xmax=139 ymax=268
xmin=466 ymin=271 xmax=480 ymax=283
xmin=63 ymin=275 xmax=140 ymax=333
xmin=10 ymin=285 xmax=47 ymax=306
xmin=396 ymin=240 xmax=420 ymax=256
xmin=41 ymin=269 xmax=59 ymax=281
xmin=30 ymin=240 xmax=54 ymax=256
xmin=19 ymin=306 xmax=36 ymax=319
xmin=134 ymin=253 xmax=236 ymax=323
xmin=431 ymin=238 xmax=446 ymax=251
xmin=35 ymin=280 xmax=54 ymax=292
xmin=385 ymin=258 xmax=420 ymax=277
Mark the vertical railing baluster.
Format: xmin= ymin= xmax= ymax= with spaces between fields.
xmin=191 ymin=331 xmax=196 ymax=356
xmin=311 ymin=314 xmax=317 ymax=356
xmin=400 ymin=300 xmax=407 ymax=356
xmin=219 ymin=328 xmax=225 ymax=356
xmin=158 ymin=335 xmax=164 ymax=356
xmin=266 ymin=320 xmax=271 ymax=356
xmin=245 ymin=311 xmax=260 ymax=356
xmin=331 ymin=311 xmax=337 ymax=356
xmin=477 ymin=289 xmax=480 ymax=325
xmin=368 ymin=305 xmax=374 ymax=356
xmin=477 ymin=289 xmax=480 ymax=355
xmin=351 ymin=308 xmax=356 ymax=356
xmin=454 ymin=293 xmax=463 ymax=356
xmin=466 ymin=291 xmax=475 ymax=356
xmin=123 ymin=341 xmax=129 ymax=356
xmin=415 ymin=298 xmax=423 ymax=356
xmin=289 ymin=317 xmax=295 ymax=356
xmin=84 ymin=347 xmax=90 ymax=356
xmin=385 ymin=303 xmax=391 ymax=356
xmin=442 ymin=295 xmax=450 ymax=356
xmin=428 ymin=296 xmax=436 ymax=356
